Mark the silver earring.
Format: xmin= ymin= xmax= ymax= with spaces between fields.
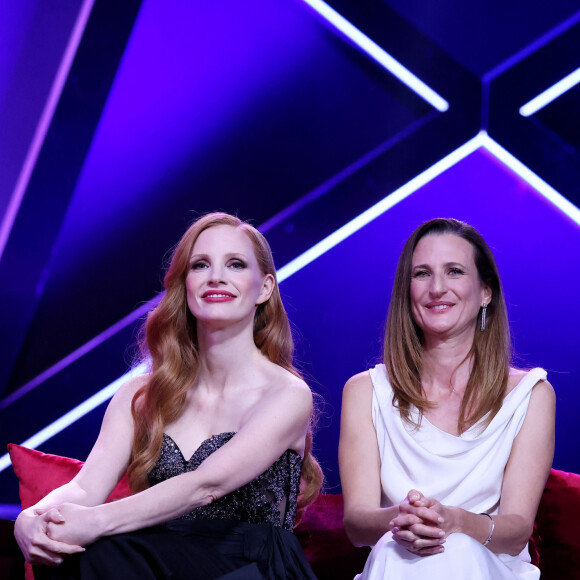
xmin=480 ymin=304 xmax=487 ymax=332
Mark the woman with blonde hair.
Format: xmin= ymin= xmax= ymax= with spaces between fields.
xmin=15 ymin=212 xmax=322 ymax=579
xmin=339 ymin=218 xmax=554 ymax=579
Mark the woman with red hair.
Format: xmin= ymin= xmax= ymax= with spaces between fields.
xmin=16 ymin=212 xmax=322 ymax=579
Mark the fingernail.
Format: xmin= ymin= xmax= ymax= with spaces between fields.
xmin=438 ymin=517 xmax=444 ymax=523
xmin=438 ymin=531 xmax=445 ymax=537
xmin=389 ymin=521 xmax=394 ymax=527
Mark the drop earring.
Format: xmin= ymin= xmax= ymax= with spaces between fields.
xmin=480 ymin=303 xmax=488 ymax=332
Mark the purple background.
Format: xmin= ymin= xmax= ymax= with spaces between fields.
xmin=0 ymin=0 xmax=578 ymax=504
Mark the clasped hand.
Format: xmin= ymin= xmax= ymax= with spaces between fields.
xmin=389 ymin=489 xmax=449 ymax=557
xmin=14 ymin=503 xmax=100 ymax=566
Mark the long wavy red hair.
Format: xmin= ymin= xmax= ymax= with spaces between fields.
xmin=127 ymin=213 xmax=322 ymax=518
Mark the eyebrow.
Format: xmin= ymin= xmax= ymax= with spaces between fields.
xmin=412 ymin=261 xmax=468 ymax=270
xmin=189 ymin=252 xmax=249 ymax=261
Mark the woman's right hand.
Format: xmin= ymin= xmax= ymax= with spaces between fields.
xmin=14 ymin=507 xmax=85 ymax=566
xmin=389 ymin=490 xmax=447 ymax=556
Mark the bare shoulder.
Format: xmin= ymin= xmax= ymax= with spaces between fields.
xmin=342 ymin=371 xmax=374 ymax=420
xmin=260 ymin=362 xmax=313 ymax=410
xmin=109 ymin=372 xmax=150 ymax=409
xmin=344 ymin=370 xmax=373 ymax=395
xmin=529 ymin=378 xmax=556 ymax=405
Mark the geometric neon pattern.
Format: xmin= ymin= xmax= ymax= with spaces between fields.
xmin=1 ymin=131 xmax=578 ymax=474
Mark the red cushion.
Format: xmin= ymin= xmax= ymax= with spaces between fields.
xmin=8 ymin=445 xmax=580 ymax=580
xmin=295 ymin=494 xmax=370 ymax=578
xmin=7 ymin=444 xmax=131 ymax=510
xmin=535 ymin=468 xmax=580 ymax=580
xmin=8 ymin=444 xmax=131 ymax=580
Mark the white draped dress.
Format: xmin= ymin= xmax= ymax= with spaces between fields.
xmin=356 ymin=364 xmax=545 ymax=580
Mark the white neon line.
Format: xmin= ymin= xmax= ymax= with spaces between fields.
xmin=1 ymin=296 xmax=161 ymax=408
xmin=4 ymin=131 xmax=579 ymax=476
xmin=277 ymin=132 xmax=485 ymax=282
xmin=0 ymin=363 xmax=147 ymax=473
xmin=0 ymin=0 xmax=96 ymax=262
xmin=1 ymin=133 xmax=485 ymax=473
xmin=481 ymin=135 xmax=580 ymax=226
xmin=300 ymin=0 xmax=449 ymax=112
xmin=519 ymin=66 xmax=580 ymax=117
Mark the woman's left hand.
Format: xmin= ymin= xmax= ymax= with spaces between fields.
xmin=43 ymin=504 xmax=102 ymax=547
xmin=390 ymin=491 xmax=450 ymax=556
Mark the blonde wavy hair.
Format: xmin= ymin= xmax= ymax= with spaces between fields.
xmin=127 ymin=212 xmax=322 ymax=517
xmin=384 ymin=218 xmax=511 ymax=434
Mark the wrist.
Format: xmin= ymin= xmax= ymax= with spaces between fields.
xmin=92 ymin=504 xmax=112 ymax=538
xmin=444 ymin=505 xmax=463 ymax=534
xmin=385 ymin=505 xmax=400 ymax=531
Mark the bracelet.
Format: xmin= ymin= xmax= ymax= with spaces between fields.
xmin=480 ymin=512 xmax=495 ymax=546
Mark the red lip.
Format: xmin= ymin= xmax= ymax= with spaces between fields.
xmin=202 ymin=290 xmax=235 ymax=298
xmin=202 ymin=290 xmax=236 ymax=302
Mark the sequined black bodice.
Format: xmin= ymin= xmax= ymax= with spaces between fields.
xmin=148 ymin=432 xmax=302 ymax=531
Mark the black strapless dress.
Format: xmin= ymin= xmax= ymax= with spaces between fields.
xmin=34 ymin=433 xmax=316 ymax=579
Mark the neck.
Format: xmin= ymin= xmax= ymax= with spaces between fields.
xmin=421 ymin=331 xmax=474 ymax=394
xmin=195 ymin=319 xmax=262 ymax=392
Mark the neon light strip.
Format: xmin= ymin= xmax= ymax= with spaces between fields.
xmin=482 ymin=136 xmax=580 ymax=225
xmin=519 ymin=66 xmax=580 ymax=117
xmin=0 ymin=132 xmax=497 ymax=473
xmin=260 ymin=112 xmax=438 ymax=234
xmin=484 ymin=10 xmax=580 ymax=81
xmin=1 ymin=296 xmax=161 ymax=408
xmin=3 ymin=131 xmax=579 ymax=474
xmin=277 ymin=133 xmax=485 ymax=282
xmin=299 ymin=0 xmax=449 ymax=112
xmin=0 ymin=363 xmax=147 ymax=473
xmin=0 ymin=0 xmax=96 ymax=262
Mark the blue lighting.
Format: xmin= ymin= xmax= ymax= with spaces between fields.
xmin=519 ymin=66 xmax=580 ymax=117
xmin=0 ymin=0 xmax=95 ymax=262
xmin=0 ymin=363 xmax=147 ymax=473
xmin=482 ymin=136 xmax=580 ymax=226
xmin=299 ymin=0 xmax=449 ymax=113
xmin=2 ymin=132 xmax=579 ymax=475
xmin=277 ymin=134 xmax=484 ymax=281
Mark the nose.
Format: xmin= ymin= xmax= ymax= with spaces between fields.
xmin=207 ymin=264 xmax=227 ymax=285
xmin=429 ymin=272 xmax=446 ymax=296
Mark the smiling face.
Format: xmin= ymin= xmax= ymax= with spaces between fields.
xmin=185 ymin=224 xmax=274 ymax=328
xmin=410 ymin=233 xmax=491 ymax=342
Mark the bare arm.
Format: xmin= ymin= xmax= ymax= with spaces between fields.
xmin=14 ymin=374 xmax=146 ymax=564
xmin=47 ymin=380 xmax=312 ymax=545
xmin=441 ymin=380 xmax=555 ymax=555
xmin=339 ymin=372 xmax=442 ymax=547
xmin=398 ymin=380 xmax=556 ymax=556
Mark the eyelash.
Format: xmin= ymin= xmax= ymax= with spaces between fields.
xmin=190 ymin=260 xmax=247 ymax=270
xmin=412 ymin=268 xmax=465 ymax=278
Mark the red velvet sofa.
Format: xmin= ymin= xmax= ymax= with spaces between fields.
xmin=2 ymin=444 xmax=580 ymax=579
